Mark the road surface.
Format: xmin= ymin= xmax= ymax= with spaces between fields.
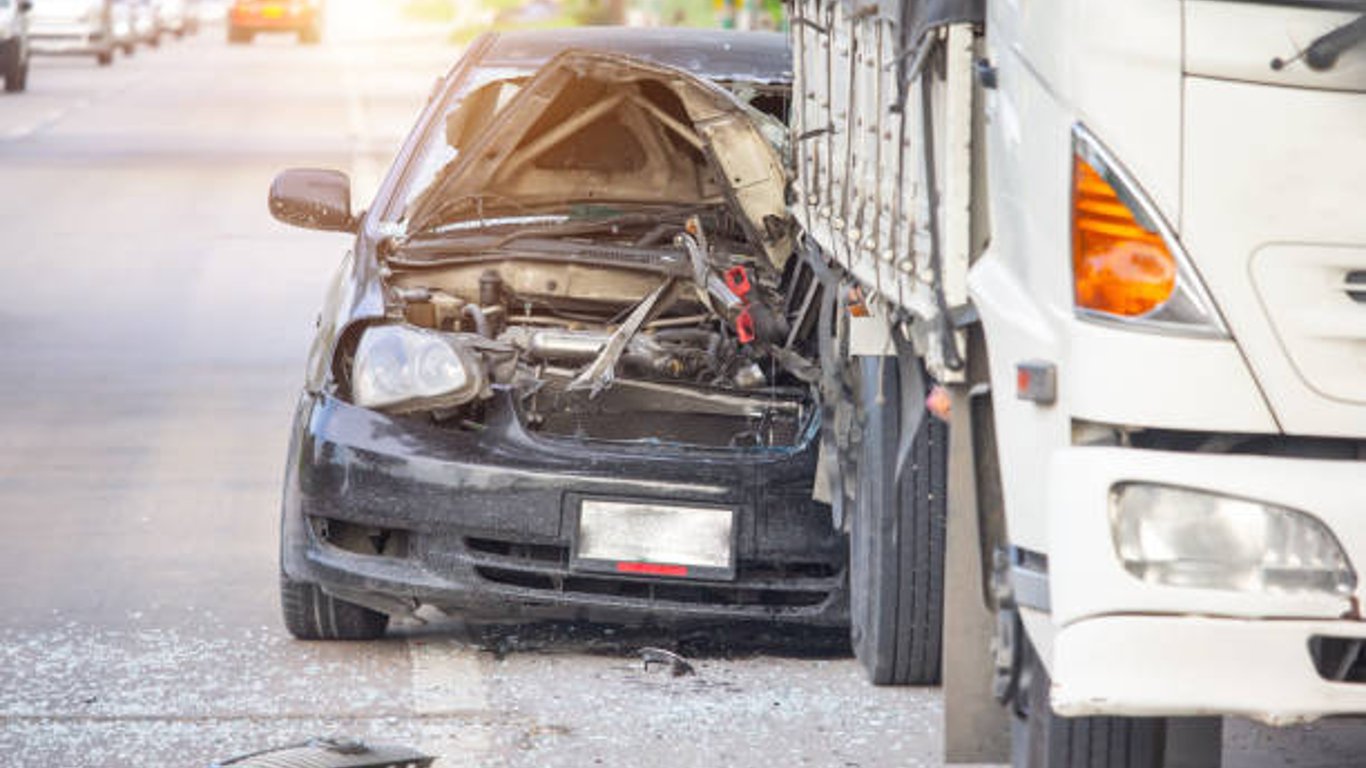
xmin=0 ymin=9 xmax=1362 ymax=767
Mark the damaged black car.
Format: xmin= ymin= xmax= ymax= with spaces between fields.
xmin=271 ymin=28 xmax=848 ymax=639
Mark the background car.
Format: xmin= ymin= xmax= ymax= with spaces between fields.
xmin=153 ymin=0 xmax=185 ymax=36
xmin=107 ymin=0 xmax=134 ymax=53
xmin=227 ymin=0 xmax=320 ymax=44
xmin=28 ymin=0 xmax=116 ymax=66
xmin=268 ymin=29 xmax=845 ymax=640
xmin=129 ymin=0 xmax=158 ymax=45
xmin=0 ymin=0 xmax=30 ymax=92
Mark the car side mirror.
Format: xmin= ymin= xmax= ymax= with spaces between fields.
xmin=18 ymin=0 xmax=33 ymax=12
xmin=269 ymin=168 xmax=356 ymax=232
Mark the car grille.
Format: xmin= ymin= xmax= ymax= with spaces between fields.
xmin=464 ymin=536 xmax=841 ymax=610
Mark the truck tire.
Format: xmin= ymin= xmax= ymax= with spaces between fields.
xmin=849 ymin=356 xmax=947 ymax=685
xmin=227 ymin=26 xmax=252 ymax=44
xmin=1012 ymin=635 xmax=1166 ymax=768
xmin=280 ymin=574 xmax=389 ymax=640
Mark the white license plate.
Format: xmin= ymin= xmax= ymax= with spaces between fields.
xmin=572 ymin=500 xmax=735 ymax=580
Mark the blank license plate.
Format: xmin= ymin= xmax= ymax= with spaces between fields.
xmin=573 ymin=500 xmax=735 ymax=580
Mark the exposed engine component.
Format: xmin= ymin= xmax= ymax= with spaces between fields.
xmin=381 ymin=207 xmax=822 ymax=448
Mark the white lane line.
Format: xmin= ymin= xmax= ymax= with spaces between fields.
xmin=6 ymin=108 xmax=68 ymax=140
xmin=409 ymin=638 xmax=494 ymax=765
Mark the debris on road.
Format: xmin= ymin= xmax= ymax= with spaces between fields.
xmin=639 ymin=647 xmax=696 ymax=677
xmin=212 ymin=737 xmax=434 ymax=768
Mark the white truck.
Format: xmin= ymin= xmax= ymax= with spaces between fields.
xmin=786 ymin=0 xmax=1366 ymax=765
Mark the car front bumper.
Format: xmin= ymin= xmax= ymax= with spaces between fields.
xmin=1040 ymin=445 xmax=1366 ymax=723
xmin=281 ymin=392 xmax=848 ymax=627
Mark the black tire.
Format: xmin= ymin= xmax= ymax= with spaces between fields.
xmin=1012 ymin=635 xmax=1166 ymax=768
xmin=122 ymin=42 xmax=135 ymax=55
xmin=97 ymin=48 xmax=114 ymax=66
xmin=848 ymin=356 xmax=947 ymax=686
xmin=2 ymin=41 xmax=26 ymax=93
xmin=227 ymin=26 xmax=251 ymax=44
xmin=280 ymin=574 xmax=389 ymax=640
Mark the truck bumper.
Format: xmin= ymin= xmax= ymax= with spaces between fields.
xmin=1040 ymin=445 xmax=1366 ymax=723
xmin=1053 ymin=615 xmax=1366 ymax=725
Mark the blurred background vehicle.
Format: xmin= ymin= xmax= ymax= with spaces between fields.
xmin=0 ymin=0 xmax=30 ymax=91
xmin=181 ymin=0 xmax=198 ymax=32
xmin=154 ymin=0 xmax=187 ymax=36
xmin=28 ymin=0 xmax=116 ymax=66
xmin=227 ymin=0 xmax=320 ymax=44
xmin=108 ymin=0 xmax=134 ymax=53
xmin=195 ymin=0 xmax=226 ymax=24
xmin=130 ymin=0 xmax=158 ymax=45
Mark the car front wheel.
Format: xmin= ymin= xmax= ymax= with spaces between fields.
xmin=280 ymin=574 xmax=389 ymax=640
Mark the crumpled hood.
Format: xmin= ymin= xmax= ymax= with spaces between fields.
xmin=406 ymin=49 xmax=792 ymax=270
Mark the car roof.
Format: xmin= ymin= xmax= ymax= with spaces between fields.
xmin=478 ymin=27 xmax=791 ymax=83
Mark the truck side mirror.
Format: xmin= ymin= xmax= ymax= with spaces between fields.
xmin=269 ymin=168 xmax=356 ymax=232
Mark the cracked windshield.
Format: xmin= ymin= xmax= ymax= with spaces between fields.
xmin=3 ymin=0 xmax=1365 ymax=764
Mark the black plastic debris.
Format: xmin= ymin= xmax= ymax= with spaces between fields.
xmin=639 ymin=647 xmax=696 ymax=677
xmin=212 ymin=737 xmax=434 ymax=768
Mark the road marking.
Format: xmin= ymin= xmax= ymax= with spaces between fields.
xmin=409 ymin=638 xmax=494 ymax=765
xmin=6 ymin=108 xmax=69 ymax=141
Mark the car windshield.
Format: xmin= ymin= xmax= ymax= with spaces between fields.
xmin=388 ymin=66 xmax=531 ymax=228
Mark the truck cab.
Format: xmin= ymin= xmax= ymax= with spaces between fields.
xmin=787 ymin=0 xmax=1366 ymax=764
xmin=981 ymin=0 xmax=1366 ymax=728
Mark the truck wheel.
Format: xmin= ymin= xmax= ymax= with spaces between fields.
xmin=227 ymin=26 xmax=252 ymax=44
xmin=1012 ymin=635 xmax=1166 ymax=768
xmin=280 ymin=574 xmax=389 ymax=640
xmin=849 ymin=355 xmax=947 ymax=685
xmin=97 ymin=48 xmax=114 ymax=66
xmin=298 ymin=25 xmax=320 ymax=44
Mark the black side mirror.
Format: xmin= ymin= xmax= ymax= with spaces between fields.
xmin=18 ymin=0 xmax=33 ymax=12
xmin=269 ymin=168 xmax=356 ymax=232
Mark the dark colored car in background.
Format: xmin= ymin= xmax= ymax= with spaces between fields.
xmin=0 ymin=0 xmax=31 ymax=92
xmin=269 ymin=28 xmax=849 ymax=640
xmin=227 ymin=0 xmax=318 ymax=44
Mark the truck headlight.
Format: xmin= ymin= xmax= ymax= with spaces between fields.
xmin=1111 ymin=483 xmax=1355 ymax=596
xmin=352 ymin=325 xmax=485 ymax=413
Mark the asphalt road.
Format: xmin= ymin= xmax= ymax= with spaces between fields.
xmin=0 ymin=11 xmax=1364 ymax=768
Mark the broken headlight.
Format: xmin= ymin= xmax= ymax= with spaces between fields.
xmin=351 ymin=324 xmax=486 ymax=413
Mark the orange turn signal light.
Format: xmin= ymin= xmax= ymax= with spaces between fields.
xmin=1072 ymin=155 xmax=1175 ymax=317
